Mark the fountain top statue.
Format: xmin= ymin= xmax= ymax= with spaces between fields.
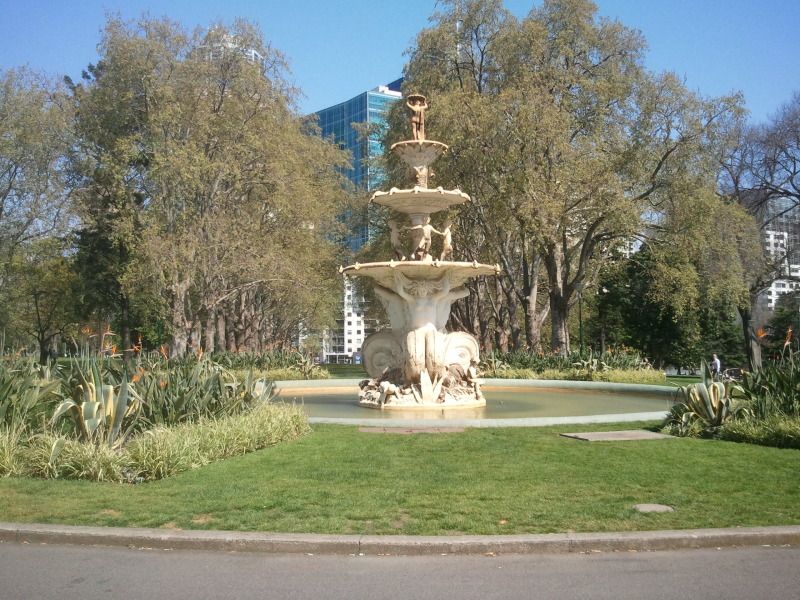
xmin=339 ymin=93 xmax=500 ymax=409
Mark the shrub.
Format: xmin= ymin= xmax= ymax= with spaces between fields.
xmin=483 ymin=368 xmax=537 ymax=379
xmin=212 ymin=350 xmax=326 ymax=378
xmin=719 ymin=417 xmax=800 ymax=450
xmin=0 ymin=427 xmax=24 ymax=477
xmin=484 ymin=368 xmax=666 ymax=384
xmin=249 ymin=367 xmax=330 ymax=381
xmin=594 ymin=369 xmax=667 ymax=385
xmin=126 ymin=403 xmax=310 ymax=482
xmin=21 ymin=433 xmax=129 ymax=482
xmin=0 ymin=358 xmax=62 ymax=432
xmin=14 ymin=403 xmax=309 ymax=483
xmin=731 ymin=345 xmax=800 ymax=419
xmin=486 ymin=346 xmax=652 ymax=373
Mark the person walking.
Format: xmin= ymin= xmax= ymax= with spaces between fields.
xmin=711 ymin=353 xmax=721 ymax=379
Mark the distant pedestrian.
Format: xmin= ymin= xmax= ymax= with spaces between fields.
xmin=711 ymin=354 xmax=721 ymax=379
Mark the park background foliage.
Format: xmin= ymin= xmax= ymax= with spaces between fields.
xmin=1 ymin=1 xmax=799 ymax=387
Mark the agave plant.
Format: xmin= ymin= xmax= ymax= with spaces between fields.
xmin=291 ymin=351 xmax=323 ymax=380
xmin=0 ymin=358 xmax=62 ymax=433
xmin=665 ymin=361 xmax=739 ymax=436
xmin=572 ymin=350 xmax=610 ymax=379
xmin=53 ymin=358 xmax=142 ymax=447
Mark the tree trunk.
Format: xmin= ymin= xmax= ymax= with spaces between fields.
xmin=204 ymin=310 xmax=215 ymax=353
xmin=38 ymin=336 xmax=50 ymax=365
xmin=545 ymin=247 xmax=571 ymax=356
xmin=216 ymin=311 xmax=227 ymax=351
xmin=169 ymin=279 xmax=190 ymax=358
xmin=120 ymin=293 xmax=132 ymax=360
xmin=521 ymin=254 xmax=548 ymax=352
xmin=549 ymin=290 xmax=570 ymax=356
xmin=738 ymin=304 xmax=762 ymax=372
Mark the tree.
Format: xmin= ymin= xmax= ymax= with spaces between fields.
xmin=4 ymin=237 xmax=78 ymax=363
xmin=720 ymin=91 xmax=800 ymax=370
xmin=392 ymin=0 xmax=741 ymax=355
xmin=0 ymin=69 xmax=72 ymax=264
xmin=69 ymin=17 xmax=350 ymax=356
xmin=0 ymin=69 xmax=73 ymax=344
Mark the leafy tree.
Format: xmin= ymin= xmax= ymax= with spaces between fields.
xmin=0 ymin=69 xmax=72 ymax=264
xmin=765 ymin=291 xmax=800 ymax=355
xmin=4 ymin=237 xmax=78 ymax=363
xmin=0 ymin=69 xmax=73 ymax=345
xmin=721 ymin=91 xmax=800 ymax=370
xmin=390 ymin=0 xmax=741 ymax=355
xmin=592 ymin=188 xmax=753 ymax=369
xmin=68 ymin=17 xmax=350 ymax=356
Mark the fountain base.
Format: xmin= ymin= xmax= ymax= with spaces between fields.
xmin=357 ymin=374 xmax=485 ymax=410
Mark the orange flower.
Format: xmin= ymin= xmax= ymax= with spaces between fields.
xmin=756 ymin=328 xmax=767 ymax=340
xmin=784 ymin=327 xmax=794 ymax=348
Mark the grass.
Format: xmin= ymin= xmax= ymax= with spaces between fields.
xmin=324 ymin=364 xmax=368 ymax=379
xmin=666 ymin=375 xmax=701 ymax=386
xmin=1 ymin=422 xmax=798 ymax=535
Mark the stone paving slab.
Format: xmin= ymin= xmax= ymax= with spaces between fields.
xmin=359 ymin=427 xmax=466 ymax=434
xmin=560 ymin=430 xmax=672 ymax=442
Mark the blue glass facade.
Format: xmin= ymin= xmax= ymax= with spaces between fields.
xmin=315 ymin=81 xmax=402 ymax=363
xmin=315 ymin=81 xmax=402 ymax=250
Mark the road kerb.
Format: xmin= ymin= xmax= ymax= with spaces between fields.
xmin=1 ymin=523 xmax=799 ymax=555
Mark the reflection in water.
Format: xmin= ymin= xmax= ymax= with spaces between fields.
xmin=276 ymin=386 xmax=675 ymax=420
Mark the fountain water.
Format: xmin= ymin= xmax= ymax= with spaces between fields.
xmin=340 ymin=94 xmax=500 ymax=410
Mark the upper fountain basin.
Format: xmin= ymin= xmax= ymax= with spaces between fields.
xmin=391 ymin=140 xmax=449 ymax=168
xmin=339 ymin=260 xmax=500 ymax=288
xmin=370 ymin=186 xmax=470 ymax=214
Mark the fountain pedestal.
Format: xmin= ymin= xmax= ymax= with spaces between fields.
xmin=339 ymin=95 xmax=500 ymax=410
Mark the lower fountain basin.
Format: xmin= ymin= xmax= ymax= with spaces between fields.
xmin=273 ymin=379 xmax=679 ymax=427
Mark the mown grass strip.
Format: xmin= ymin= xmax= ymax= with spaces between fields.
xmin=1 ymin=422 xmax=798 ymax=535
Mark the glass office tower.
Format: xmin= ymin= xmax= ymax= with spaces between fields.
xmin=315 ymin=80 xmax=402 ymax=363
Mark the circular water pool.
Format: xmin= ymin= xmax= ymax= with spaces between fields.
xmin=274 ymin=379 xmax=678 ymax=427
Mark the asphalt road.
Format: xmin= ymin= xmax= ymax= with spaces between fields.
xmin=1 ymin=541 xmax=798 ymax=600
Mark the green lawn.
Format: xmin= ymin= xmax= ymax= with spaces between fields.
xmin=324 ymin=363 xmax=368 ymax=379
xmin=666 ymin=375 xmax=702 ymax=386
xmin=2 ymin=422 xmax=798 ymax=535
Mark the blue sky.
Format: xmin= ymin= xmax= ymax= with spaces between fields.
xmin=1 ymin=0 xmax=797 ymax=123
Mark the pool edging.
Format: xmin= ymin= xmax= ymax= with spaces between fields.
xmin=274 ymin=378 xmax=677 ymax=428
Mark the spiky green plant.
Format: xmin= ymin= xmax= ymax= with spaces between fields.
xmin=664 ymin=361 xmax=739 ymax=436
xmin=0 ymin=358 xmax=61 ymax=432
xmin=53 ymin=358 xmax=142 ymax=447
xmin=731 ymin=342 xmax=800 ymax=419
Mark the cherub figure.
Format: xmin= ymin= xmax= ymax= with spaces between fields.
xmin=406 ymin=94 xmax=428 ymax=141
xmin=404 ymin=216 xmax=439 ymax=260
xmin=388 ymin=219 xmax=406 ymax=261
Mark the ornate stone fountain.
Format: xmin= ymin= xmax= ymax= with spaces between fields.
xmin=340 ymin=94 xmax=500 ymax=409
